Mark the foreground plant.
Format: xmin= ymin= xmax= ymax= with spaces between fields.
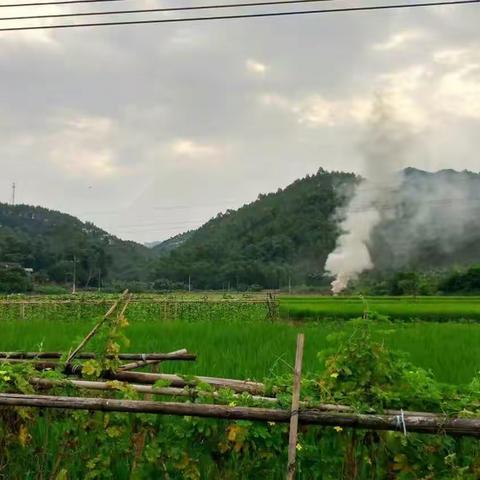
xmin=0 ymin=315 xmax=479 ymax=479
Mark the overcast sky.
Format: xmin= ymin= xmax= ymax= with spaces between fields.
xmin=1 ymin=0 xmax=479 ymax=243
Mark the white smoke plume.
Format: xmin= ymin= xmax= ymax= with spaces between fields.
xmin=325 ymin=96 xmax=415 ymax=294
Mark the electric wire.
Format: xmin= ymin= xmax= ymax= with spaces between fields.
xmin=1 ymin=0 xmax=130 ymax=8
xmin=0 ymin=0 xmax=478 ymax=32
xmin=1 ymin=0 xmax=340 ymax=20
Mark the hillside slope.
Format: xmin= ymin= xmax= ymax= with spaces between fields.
xmin=154 ymin=168 xmax=480 ymax=289
xmin=154 ymin=169 xmax=356 ymax=289
xmin=0 ymin=203 xmax=154 ymax=287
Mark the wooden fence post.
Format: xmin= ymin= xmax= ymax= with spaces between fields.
xmin=287 ymin=333 xmax=305 ymax=480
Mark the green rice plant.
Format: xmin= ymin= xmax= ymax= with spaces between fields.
xmin=280 ymin=295 xmax=480 ymax=321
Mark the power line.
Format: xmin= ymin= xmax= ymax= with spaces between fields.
xmin=1 ymin=0 xmax=128 ymax=8
xmin=0 ymin=0 xmax=478 ymax=32
xmin=1 ymin=0 xmax=338 ymax=16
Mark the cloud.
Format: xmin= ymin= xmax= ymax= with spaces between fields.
xmin=171 ymin=139 xmax=221 ymax=157
xmin=1 ymin=4 xmax=480 ymax=242
xmin=372 ymin=30 xmax=425 ymax=51
xmin=433 ymin=48 xmax=470 ymax=66
xmin=46 ymin=114 xmax=119 ymax=178
xmin=437 ymin=64 xmax=480 ymax=119
xmin=246 ymin=59 xmax=268 ymax=75
xmin=260 ymin=93 xmax=371 ymax=127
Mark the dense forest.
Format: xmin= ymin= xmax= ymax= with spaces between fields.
xmin=154 ymin=168 xmax=355 ymax=289
xmin=154 ymin=167 xmax=480 ymax=291
xmin=2 ymin=167 xmax=480 ymax=293
xmin=0 ymin=204 xmax=154 ymax=292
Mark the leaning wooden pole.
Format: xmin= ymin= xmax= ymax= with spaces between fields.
xmin=287 ymin=333 xmax=304 ymax=480
xmin=65 ymin=290 xmax=129 ymax=364
xmin=0 ymin=393 xmax=479 ymax=437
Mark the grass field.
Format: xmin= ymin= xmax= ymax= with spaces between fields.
xmin=1 ymin=296 xmax=480 ymax=478
xmin=279 ymin=295 xmax=480 ymax=320
xmin=1 ymin=317 xmax=479 ymax=385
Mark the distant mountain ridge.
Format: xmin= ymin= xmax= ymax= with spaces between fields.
xmin=154 ymin=167 xmax=480 ymax=289
xmin=2 ymin=167 xmax=480 ymax=292
xmin=152 ymin=231 xmax=194 ymax=256
xmin=0 ymin=203 xmax=154 ymax=287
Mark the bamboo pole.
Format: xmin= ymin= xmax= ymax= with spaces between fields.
xmin=287 ymin=333 xmax=304 ymax=480
xmin=0 ymin=351 xmax=196 ymax=361
xmin=27 ymin=378 xmax=442 ymax=418
xmin=2 ymin=360 xmax=266 ymax=395
xmin=29 ymin=378 xmax=277 ymax=403
xmin=65 ymin=290 xmax=129 ymax=364
xmin=109 ymin=371 xmax=265 ymax=395
xmin=0 ymin=393 xmax=478 ymax=437
xmin=120 ymin=349 xmax=188 ymax=371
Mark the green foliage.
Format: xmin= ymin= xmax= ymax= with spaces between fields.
xmin=0 ymin=267 xmax=32 ymax=293
xmin=280 ymin=295 xmax=480 ymax=321
xmin=0 ymin=203 xmax=155 ymax=289
xmin=154 ymin=168 xmax=355 ymax=289
xmin=440 ymin=265 xmax=480 ymax=294
xmin=0 ymin=314 xmax=479 ymax=479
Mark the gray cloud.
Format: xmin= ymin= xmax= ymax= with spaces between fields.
xmin=1 ymin=1 xmax=479 ymax=242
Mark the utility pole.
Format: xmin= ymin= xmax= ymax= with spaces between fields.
xmin=188 ymin=274 xmax=191 ymax=292
xmin=11 ymin=182 xmax=16 ymax=205
xmin=72 ymin=255 xmax=77 ymax=294
xmin=288 ymin=274 xmax=292 ymax=295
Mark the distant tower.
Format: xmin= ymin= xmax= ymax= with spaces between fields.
xmin=11 ymin=182 xmax=16 ymax=205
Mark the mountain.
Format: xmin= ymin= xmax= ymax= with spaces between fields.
xmin=154 ymin=167 xmax=480 ymax=290
xmin=152 ymin=231 xmax=194 ymax=257
xmin=0 ymin=203 xmax=155 ymax=289
xmin=2 ymin=167 xmax=480 ymax=293
xmin=144 ymin=241 xmax=162 ymax=248
xmin=154 ymin=168 xmax=356 ymax=289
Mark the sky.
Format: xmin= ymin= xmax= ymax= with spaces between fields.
xmin=1 ymin=0 xmax=479 ymax=243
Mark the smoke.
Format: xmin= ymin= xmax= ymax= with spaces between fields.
xmin=375 ymin=168 xmax=480 ymax=270
xmin=325 ymin=96 xmax=415 ymax=294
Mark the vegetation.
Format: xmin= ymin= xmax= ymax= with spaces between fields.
xmin=0 ymin=203 xmax=155 ymax=291
xmin=0 ymin=266 xmax=32 ymax=293
xmin=1 ymin=313 xmax=480 ymax=384
xmin=440 ymin=265 xmax=480 ymax=294
xmin=280 ymin=295 xmax=480 ymax=321
xmin=154 ymin=168 xmax=353 ymax=290
xmin=2 ymin=168 xmax=480 ymax=293
xmin=0 ymin=302 xmax=479 ymax=478
xmin=154 ymin=168 xmax=480 ymax=290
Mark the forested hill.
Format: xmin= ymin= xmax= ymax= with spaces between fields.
xmin=154 ymin=169 xmax=356 ymax=289
xmin=0 ymin=203 xmax=154 ymax=288
xmin=154 ymin=167 xmax=480 ymax=290
xmin=2 ymin=167 xmax=480 ymax=293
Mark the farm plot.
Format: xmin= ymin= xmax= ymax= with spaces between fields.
xmin=1 ymin=317 xmax=479 ymax=384
xmin=0 ymin=296 xmax=479 ymax=479
xmin=280 ymin=295 xmax=480 ymax=321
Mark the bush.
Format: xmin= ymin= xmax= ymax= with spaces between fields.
xmin=0 ymin=267 xmax=32 ymax=293
xmin=440 ymin=265 xmax=480 ymax=294
xmin=33 ymin=284 xmax=70 ymax=295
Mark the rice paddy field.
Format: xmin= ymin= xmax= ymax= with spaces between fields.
xmin=1 ymin=293 xmax=480 ymax=478
xmin=1 ymin=316 xmax=480 ymax=385
xmin=279 ymin=295 xmax=480 ymax=321
xmin=1 ymin=293 xmax=480 ymax=385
